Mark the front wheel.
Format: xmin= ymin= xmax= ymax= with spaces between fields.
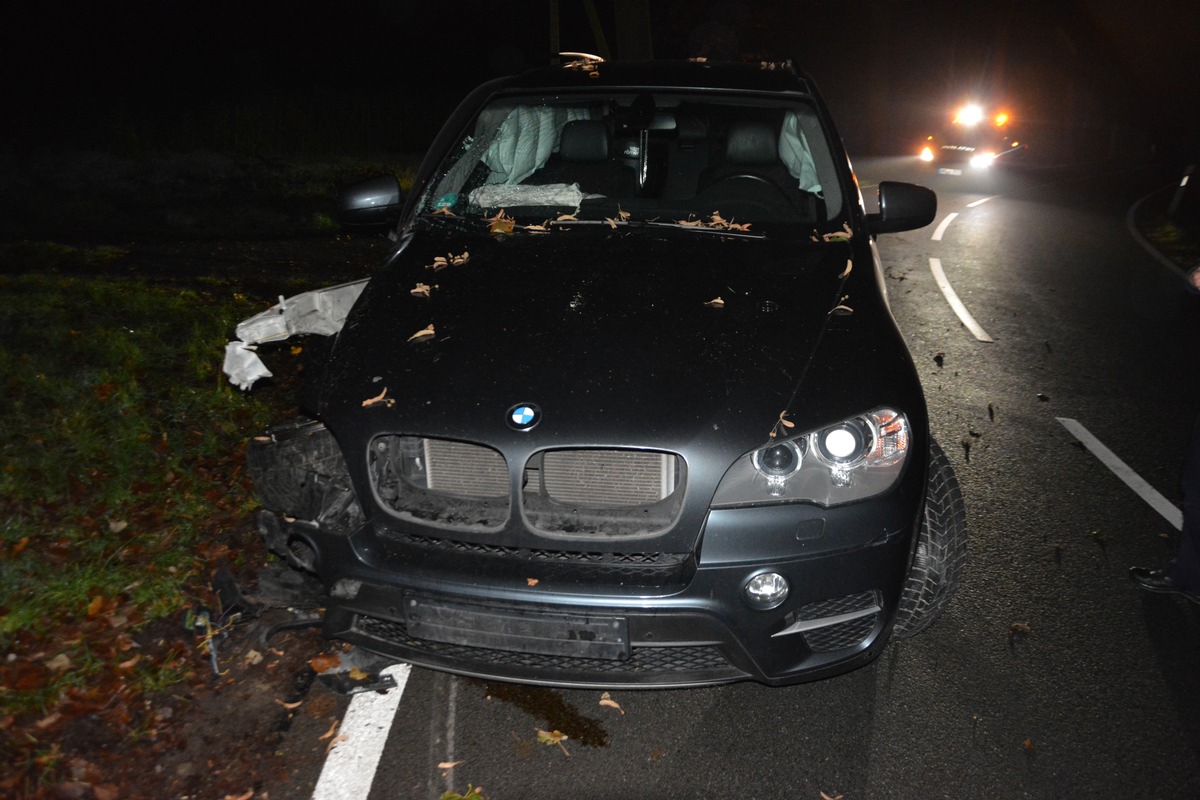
xmin=891 ymin=439 xmax=967 ymax=638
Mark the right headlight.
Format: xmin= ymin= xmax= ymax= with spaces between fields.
xmin=711 ymin=408 xmax=910 ymax=508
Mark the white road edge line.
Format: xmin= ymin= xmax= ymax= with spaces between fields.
xmin=931 ymin=212 xmax=958 ymax=241
xmin=312 ymin=663 xmax=413 ymax=800
xmin=929 ymin=258 xmax=994 ymax=342
xmin=1056 ymin=417 xmax=1183 ymax=530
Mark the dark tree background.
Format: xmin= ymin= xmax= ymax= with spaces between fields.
xmin=2 ymin=0 xmax=1197 ymax=163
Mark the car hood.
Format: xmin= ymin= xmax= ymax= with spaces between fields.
xmin=321 ymin=227 xmax=907 ymax=467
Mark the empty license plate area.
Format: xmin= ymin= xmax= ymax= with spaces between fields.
xmin=404 ymin=595 xmax=631 ymax=660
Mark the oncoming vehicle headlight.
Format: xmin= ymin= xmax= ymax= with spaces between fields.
xmin=711 ymin=409 xmax=911 ymax=507
xmin=919 ymin=145 xmax=935 ymax=162
xmin=970 ymin=151 xmax=996 ymax=169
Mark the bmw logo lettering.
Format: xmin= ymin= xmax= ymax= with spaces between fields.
xmin=508 ymin=403 xmax=542 ymax=431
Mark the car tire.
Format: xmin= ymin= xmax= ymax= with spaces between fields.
xmin=891 ymin=438 xmax=967 ymax=638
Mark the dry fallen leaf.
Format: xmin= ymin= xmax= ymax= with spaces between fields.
xmin=599 ymin=691 xmax=624 ymax=715
xmin=486 ymin=210 xmax=516 ymax=235
xmin=274 ymin=698 xmax=303 ymax=710
xmin=437 ymin=760 xmax=465 ymax=769
xmin=348 ymin=666 xmax=369 ymax=681
xmin=704 ymin=297 xmax=725 ymax=308
xmin=326 ymin=734 xmax=349 ymax=753
xmin=839 ymin=259 xmax=853 ymax=278
xmin=224 ymin=791 xmax=254 ymax=800
xmin=408 ymin=324 xmax=436 ymax=343
xmin=1009 ymin=622 xmax=1032 ymax=637
xmin=822 ymin=222 xmax=854 ymax=242
xmin=310 ymin=652 xmax=341 ymax=673
xmin=820 ymin=792 xmax=845 ymax=800
xmin=526 ymin=578 xmax=539 ymax=587
xmin=45 ymin=653 xmax=71 ymax=672
xmin=361 ymin=387 xmax=394 ymax=408
xmin=319 ymin=720 xmax=339 ymax=741
xmin=537 ymin=728 xmax=571 ymax=756
xmin=829 ymin=304 xmax=854 ymax=315
xmin=410 ymin=283 xmax=433 ymax=298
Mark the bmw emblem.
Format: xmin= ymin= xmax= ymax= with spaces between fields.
xmin=507 ymin=403 xmax=542 ymax=431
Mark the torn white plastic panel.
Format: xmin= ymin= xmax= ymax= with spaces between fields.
xmin=223 ymin=341 xmax=273 ymax=391
xmin=236 ymin=279 xmax=369 ymax=344
xmin=222 ymin=279 xmax=369 ymax=391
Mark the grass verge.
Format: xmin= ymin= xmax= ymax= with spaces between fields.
xmin=0 ymin=272 xmax=296 ymax=772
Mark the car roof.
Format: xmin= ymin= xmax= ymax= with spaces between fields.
xmin=491 ymin=57 xmax=818 ymax=97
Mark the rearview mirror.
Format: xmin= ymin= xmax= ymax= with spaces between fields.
xmin=336 ymin=175 xmax=404 ymax=230
xmin=867 ymin=181 xmax=937 ymax=234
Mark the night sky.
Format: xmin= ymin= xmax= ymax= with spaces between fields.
xmin=4 ymin=0 xmax=1198 ymax=161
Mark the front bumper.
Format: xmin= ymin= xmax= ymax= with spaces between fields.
xmin=260 ymin=499 xmax=919 ymax=688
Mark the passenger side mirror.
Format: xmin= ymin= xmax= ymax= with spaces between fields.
xmin=867 ymin=181 xmax=937 ymax=234
xmin=336 ymin=175 xmax=404 ymax=230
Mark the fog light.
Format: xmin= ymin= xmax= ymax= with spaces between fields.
xmin=745 ymin=572 xmax=789 ymax=609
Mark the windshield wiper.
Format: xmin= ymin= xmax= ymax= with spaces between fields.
xmin=548 ymin=217 xmax=765 ymax=239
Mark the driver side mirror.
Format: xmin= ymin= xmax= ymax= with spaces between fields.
xmin=867 ymin=181 xmax=937 ymax=234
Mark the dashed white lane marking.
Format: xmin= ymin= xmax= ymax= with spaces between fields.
xmin=313 ymin=663 xmax=412 ymax=800
xmin=929 ymin=258 xmax=994 ymax=342
xmin=1057 ymin=417 xmax=1184 ymax=530
xmin=967 ymin=196 xmax=996 ymax=208
xmin=931 ymin=212 xmax=958 ymax=241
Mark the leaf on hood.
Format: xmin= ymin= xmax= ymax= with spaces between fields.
xmin=362 ymin=387 xmax=395 ymax=408
xmin=486 ymin=210 xmax=515 ymax=235
xmin=704 ymin=297 xmax=725 ymax=308
xmin=829 ymin=304 xmax=854 ymax=316
xmin=555 ymin=213 xmax=578 ymax=221
xmin=411 ymin=283 xmax=434 ymax=298
xmin=822 ymin=222 xmax=854 ymax=242
xmin=769 ymin=410 xmax=795 ymax=440
xmin=537 ymin=728 xmax=571 ymax=757
xmin=839 ymin=259 xmax=853 ymax=279
xmin=427 ymin=251 xmax=469 ymax=271
xmin=408 ymin=324 xmax=436 ymax=342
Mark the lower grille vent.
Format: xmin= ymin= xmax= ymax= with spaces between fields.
xmin=353 ymin=614 xmax=734 ymax=676
xmin=377 ymin=533 xmax=694 ymax=589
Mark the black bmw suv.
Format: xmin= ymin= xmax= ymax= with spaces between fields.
xmin=224 ymin=56 xmax=966 ymax=688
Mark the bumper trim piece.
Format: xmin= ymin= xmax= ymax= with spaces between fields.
xmin=404 ymin=594 xmax=630 ymax=660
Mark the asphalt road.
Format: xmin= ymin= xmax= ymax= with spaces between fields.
xmin=276 ymin=157 xmax=1200 ymax=800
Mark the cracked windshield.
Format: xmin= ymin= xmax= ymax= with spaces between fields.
xmin=417 ymin=92 xmax=845 ymax=233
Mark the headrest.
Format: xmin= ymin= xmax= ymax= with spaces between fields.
xmin=559 ymin=120 xmax=609 ymax=162
xmin=725 ymin=120 xmax=779 ymax=165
